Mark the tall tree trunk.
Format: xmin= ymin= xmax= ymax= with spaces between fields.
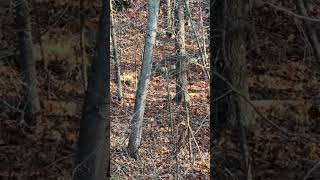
xmin=15 ymin=0 xmax=41 ymax=122
xmin=211 ymin=0 xmax=227 ymax=178
xmin=127 ymin=0 xmax=160 ymax=158
xmin=225 ymin=0 xmax=254 ymax=179
xmin=225 ymin=0 xmax=254 ymax=130
xmin=111 ymin=0 xmax=123 ymax=102
xmin=212 ymin=0 xmax=254 ymax=179
xmin=174 ymin=0 xmax=189 ymax=104
xmin=73 ymin=0 xmax=110 ymax=179
xmin=80 ymin=0 xmax=88 ymax=90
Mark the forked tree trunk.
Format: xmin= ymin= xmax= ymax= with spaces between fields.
xmin=15 ymin=0 xmax=41 ymax=122
xmin=111 ymin=0 xmax=123 ymax=102
xmin=73 ymin=0 xmax=110 ymax=179
xmin=174 ymin=0 xmax=189 ymax=104
xmin=127 ymin=0 xmax=160 ymax=158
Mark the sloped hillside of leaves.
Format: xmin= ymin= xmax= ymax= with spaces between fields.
xmin=213 ymin=0 xmax=320 ymax=179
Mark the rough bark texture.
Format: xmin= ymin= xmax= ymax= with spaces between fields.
xmin=15 ymin=0 xmax=41 ymax=122
xmin=166 ymin=0 xmax=172 ymax=33
xmin=174 ymin=0 xmax=189 ymax=104
xmin=111 ymin=1 xmax=123 ymax=102
xmin=211 ymin=0 xmax=254 ymax=179
xmin=225 ymin=0 xmax=254 ymax=130
xmin=80 ymin=0 xmax=88 ymax=90
xmin=224 ymin=0 xmax=254 ymax=179
xmin=73 ymin=0 xmax=110 ymax=179
xmin=127 ymin=0 xmax=160 ymax=158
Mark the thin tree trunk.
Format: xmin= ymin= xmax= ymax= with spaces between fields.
xmin=166 ymin=0 xmax=171 ymax=30
xmin=174 ymin=0 xmax=189 ymax=104
xmin=111 ymin=0 xmax=123 ymax=102
xmin=80 ymin=0 xmax=88 ymax=90
xmin=184 ymin=0 xmax=190 ymax=26
xmin=127 ymin=0 xmax=160 ymax=158
xmin=73 ymin=0 xmax=110 ymax=179
xmin=15 ymin=0 xmax=41 ymax=122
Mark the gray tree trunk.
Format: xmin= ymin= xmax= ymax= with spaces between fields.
xmin=225 ymin=0 xmax=254 ymax=130
xmin=225 ymin=0 xmax=254 ymax=179
xmin=127 ymin=0 xmax=160 ymax=158
xmin=212 ymin=0 xmax=254 ymax=179
xmin=80 ymin=0 xmax=88 ymax=90
xmin=111 ymin=0 xmax=123 ymax=102
xmin=184 ymin=0 xmax=191 ymax=26
xmin=174 ymin=0 xmax=189 ymax=104
xmin=166 ymin=0 xmax=172 ymax=31
xmin=73 ymin=0 xmax=110 ymax=179
xmin=15 ymin=0 xmax=41 ymax=122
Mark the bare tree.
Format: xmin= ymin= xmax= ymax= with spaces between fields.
xmin=212 ymin=0 xmax=254 ymax=179
xmin=73 ymin=0 xmax=110 ymax=179
xmin=15 ymin=0 xmax=41 ymax=122
xmin=80 ymin=0 xmax=88 ymax=90
xmin=111 ymin=0 xmax=123 ymax=102
xmin=127 ymin=0 xmax=160 ymax=158
xmin=174 ymin=0 xmax=189 ymax=104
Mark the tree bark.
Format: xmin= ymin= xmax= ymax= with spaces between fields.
xmin=80 ymin=0 xmax=88 ymax=90
xmin=127 ymin=0 xmax=160 ymax=158
xmin=15 ymin=0 xmax=41 ymax=122
xmin=184 ymin=0 xmax=191 ymax=26
xmin=174 ymin=0 xmax=189 ymax=104
xmin=212 ymin=0 xmax=254 ymax=179
xmin=73 ymin=0 xmax=110 ymax=179
xmin=225 ymin=0 xmax=254 ymax=179
xmin=224 ymin=0 xmax=254 ymax=131
xmin=111 ymin=0 xmax=123 ymax=102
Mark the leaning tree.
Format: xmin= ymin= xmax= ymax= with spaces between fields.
xmin=127 ymin=0 xmax=160 ymax=158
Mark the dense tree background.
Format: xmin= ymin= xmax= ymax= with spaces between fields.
xmin=211 ymin=0 xmax=320 ymax=179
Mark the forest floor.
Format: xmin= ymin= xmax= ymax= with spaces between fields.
xmin=110 ymin=1 xmax=210 ymax=179
xmin=0 ymin=0 xmax=319 ymax=180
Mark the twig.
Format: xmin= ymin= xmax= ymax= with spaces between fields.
xmin=302 ymin=160 xmax=320 ymax=180
xmin=261 ymin=0 xmax=320 ymax=23
xmin=212 ymin=70 xmax=320 ymax=143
